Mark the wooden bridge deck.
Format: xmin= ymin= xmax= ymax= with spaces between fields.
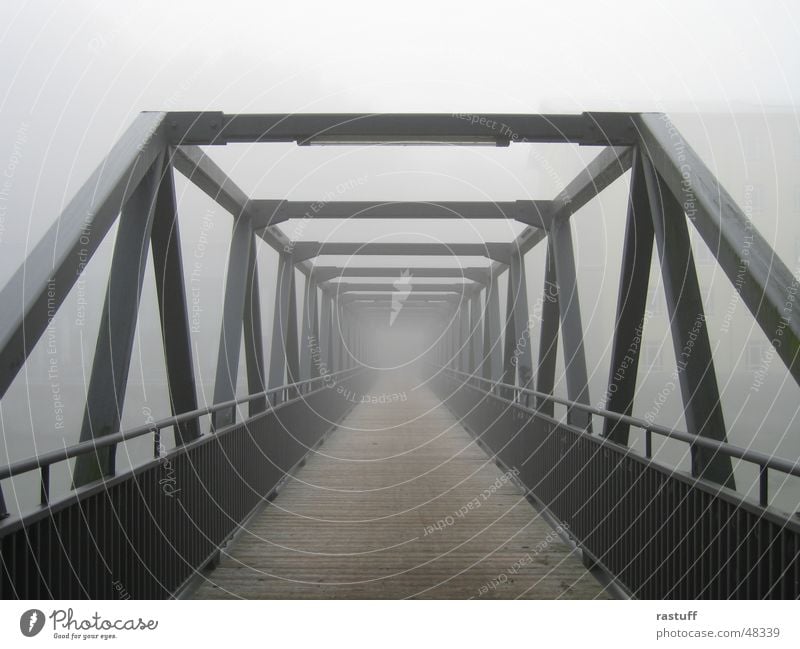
xmin=190 ymin=373 xmax=611 ymax=599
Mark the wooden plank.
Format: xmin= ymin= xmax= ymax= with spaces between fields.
xmin=191 ymin=374 xmax=611 ymax=599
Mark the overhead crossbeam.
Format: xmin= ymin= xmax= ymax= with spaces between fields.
xmin=249 ymin=200 xmax=550 ymax=228
xmin=291 ymin=242 xmax=512 ymax=263
xmin=327 ymin=282 xmax=479 ymax=294
xmin=310 ymin=266 xmax=493 ymax=283
xmin=342 ymin=294 xmax=462 ymax=304
xmin=166 ymin=112 xmax=640 ymax=146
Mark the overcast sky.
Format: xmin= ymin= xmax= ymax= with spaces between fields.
xmin=4 ymin=0 xmax=799 ymax=117
xmin=2 ymin=0 xmax=799 ymax=277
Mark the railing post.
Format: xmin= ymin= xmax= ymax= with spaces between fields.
xmin=73 ymin=152 xmax=166 ymax=487
xmin=151 ymin=156 xmax=201 ymax=443
xmin=0 ymin=484 xmax=8 ymax=519
xmin=641 ymin=154 xmax=734 ymax=488
xmin=759 ymin=466 xmax=769 ymax=507
xmin=602 ymin=148 xmax=654 ymax=444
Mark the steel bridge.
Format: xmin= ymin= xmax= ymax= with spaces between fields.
xmin=0 ymin=112 xmax=799 ymax=599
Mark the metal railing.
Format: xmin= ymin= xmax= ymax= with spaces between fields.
xmin=432 ymin=367 xmax=800 ymax=599
xmin=0 ymin=368 xmax=368 ymax=599
xmin=442 ymin=367 xmax=800 ymax=509
xmin=0 ymin=367 xmax=361 ymax=518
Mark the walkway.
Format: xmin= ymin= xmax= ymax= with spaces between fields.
xmin=191 ymin=373 xmax=611 ymax=599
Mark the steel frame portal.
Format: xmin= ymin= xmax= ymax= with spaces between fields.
xmin=0 ymin=111 xmax=798 ymax=599
xmin=3 ymin=110 xmax=797 ymax=486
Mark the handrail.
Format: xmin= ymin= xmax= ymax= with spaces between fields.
xmin=0 ymin=367 xmax=361 ymax=484
xmin=439 ymin=366 xmax=800 ymax=507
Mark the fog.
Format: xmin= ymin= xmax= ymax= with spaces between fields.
xmin=2 ymin=1 xmax=800 ymax=515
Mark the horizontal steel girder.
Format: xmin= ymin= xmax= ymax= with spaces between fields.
xmin=326 ymin=281 xmax=479 ymax=294
xmin=341 ymin=293 xmax=462 ymax=303
xmin=165 ymin=112 xmax=640 ymax=146
xmin=309 ymin=266 xmax=492 ymax=283
xmin=289 ymin=241 xmax=512 ymax=263
xmin=249 ymin=200 xmax=550 ymax=228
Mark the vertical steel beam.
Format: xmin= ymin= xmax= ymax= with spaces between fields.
xmin=336 ymin=302 xmax=347 ymax=370
xmin=329 ymin=299 xmax=338 ymax=373
xmin=445 ymin=311 xmax=454 ymax=368
xmin=73 ymin=154 xmax=165 ymax=487
xmin=468 ymin=293 xmax=482 ymax=374
xmin=286 ymin=268 xmax=300 ymax=386
xmin=268 ymin=255 xmax=290 ymax=391
xmin=451 ymin=304 xmax=460 ymax=370
xmin=319 ymin=293 xmax=333 ymax=375
xmin=150 ymin=159 xmax=200 ymax=444
xmin=503 ymin=252 xmax=533 ymax=393
xmin=211 ymin=215 xmax=254 ymax=429
xmin=300 ymin=275 xmax=320 ymax=379
xmin=511 ymin=252 xmax=533 ymax=391
xmin=502 ymin=266 xmax=518 ymax=388
xmin=344 ymin=311 xmax=355 ymax=367
xmin=331 ymin=298 xmax=339 ymax=373
xmin=348 ymin=310 xmax=356 ymax=368
xmin=482 ymin=273 xmax=502 ymax=381
xmin=458 ymin=300 xmax=471 ymax=372
xmin=268 ymin=254 xmax=299 ymax=396
xmin=339 ymin=307 xmax=349 ymax=371
xmin=550 ymin=218 xmax=591 ymax=428
xmin=536 ymin=238 xmax=560 ymax=417
xmin=603 ymin=149 xmax=654 ymax=443
xmin=243 ymin=238 xmax=266 ymax=416
xmin=642 ymin=155 xmax=734 ymax=487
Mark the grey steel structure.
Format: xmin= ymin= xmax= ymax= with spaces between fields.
xmin=0 ymin=112 xmax=798 ymax=599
